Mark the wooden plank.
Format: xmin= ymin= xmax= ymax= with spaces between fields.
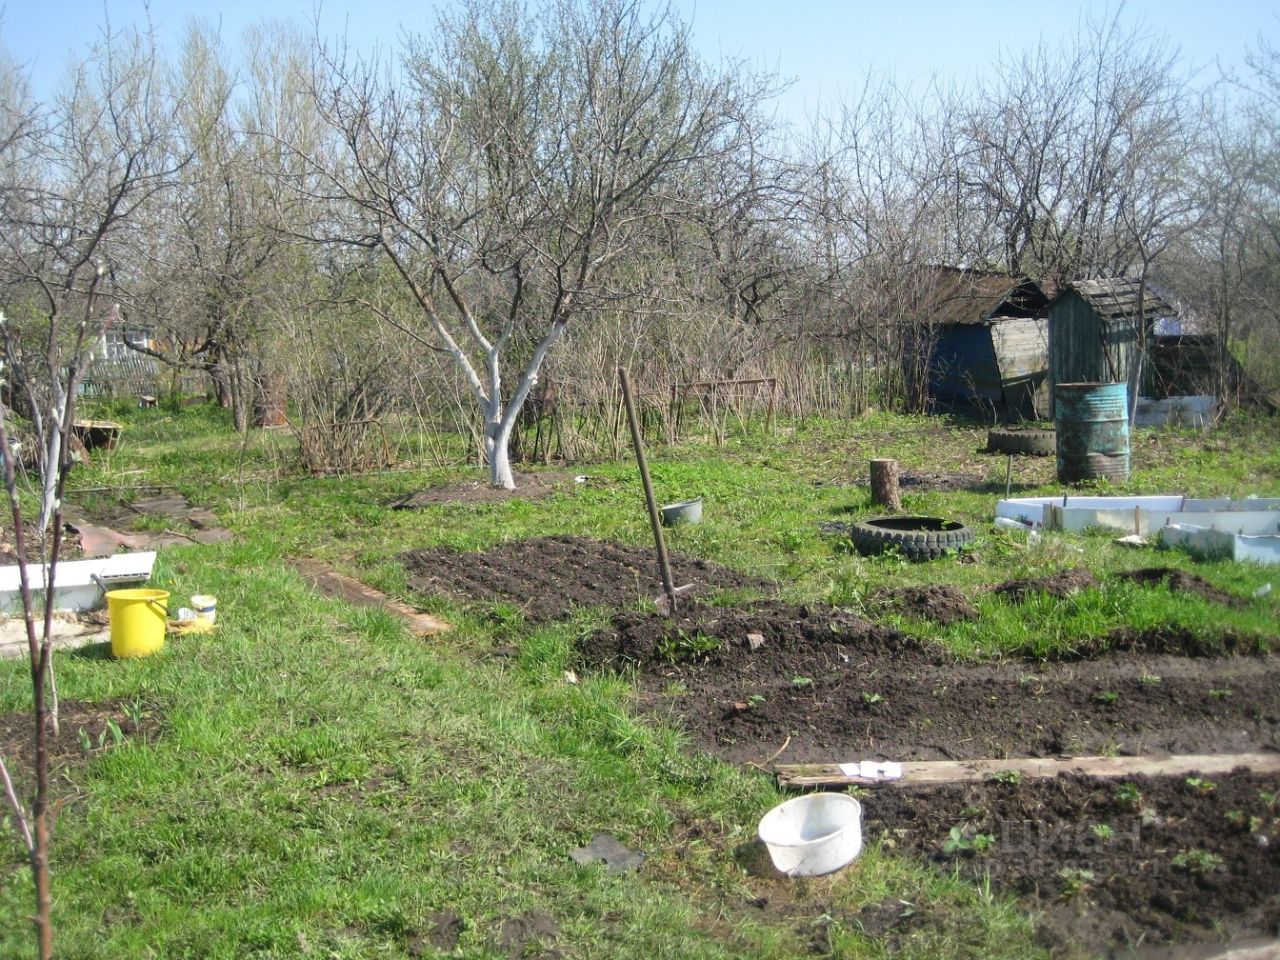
xmin=1140 ymin=939 xmax=1280 ymax=960
xmin=775 ymin=753 xmax=1280 ymax=790
xmin=288 ymin=559 xmax=451 ymax=638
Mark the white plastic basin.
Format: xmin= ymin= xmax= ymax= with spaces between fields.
xmin=758 ymin=793 xmax=863 ymax=877
xmin=660 ymin=498 xmax=703 ymax=526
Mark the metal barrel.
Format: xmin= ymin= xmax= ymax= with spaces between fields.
xmin=1054 ymin=381 xmax=1130 ymax=483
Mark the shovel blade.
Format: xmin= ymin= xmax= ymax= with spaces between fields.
xmin=654 ymin=583 xmax=696 ymax=615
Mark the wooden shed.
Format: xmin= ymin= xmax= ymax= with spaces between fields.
xmin=912 ymin=268 xmax=1051 ymax=422
xmin=1048 ymin=278 xmax=1176 ymax=413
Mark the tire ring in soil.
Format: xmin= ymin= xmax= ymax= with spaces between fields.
xmin=986 ymin=427 xmax=1056 ymax=456
xmin=849 ymin=516 xmax=976 ymax=562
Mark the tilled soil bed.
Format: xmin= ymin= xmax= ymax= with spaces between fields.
xmin=580 ymin=601 xmax=1280 ymax=765
xmin=866 ymin=770 xmax=1280 ymax=955
xmin=0 ymin=698 xmax=159 ymax=794
xmin=399 ymin=536 xmax=770 ymax=623
xmin=579 ymin=601 xmax=1280 ymax=950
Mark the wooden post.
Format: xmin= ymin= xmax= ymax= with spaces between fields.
xmin=870 ymin=458 xmax=901 ymax=511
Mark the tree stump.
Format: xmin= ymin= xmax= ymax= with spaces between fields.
xmin=870 ymin=458 xmax=901 ymax=511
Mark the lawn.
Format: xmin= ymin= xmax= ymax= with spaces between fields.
xmin=0 ymin=406 xmax=1276 ymax=959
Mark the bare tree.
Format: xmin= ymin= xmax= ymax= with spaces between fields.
xmin=0 ymin=28 xmax=183 ymax=959
xmin=795 ymin=73 xmax=951 ymax=413
xmin=937 ymin=11 xmax=1193 ymax=289
xmin=0 ymin=26 xmax=183 ymax=517
xmin=284 ymin=0 xmax=771 ymax=488
xmin=1162 ymin=37 xmax=1280 ymax=400
xmin=124 ymin=22 xmax=315 ymax=428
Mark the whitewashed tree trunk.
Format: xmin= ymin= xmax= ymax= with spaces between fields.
xmin=488 ymin=427 xmax=515 ymax=489
xmin=35 ymin=389 xmax=66 ymax=533
xmin=479 ymin=322 xmax=567 ymax=490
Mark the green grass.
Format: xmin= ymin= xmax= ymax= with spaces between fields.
xmin=0 ymin=406 xmax=1276 ymax=957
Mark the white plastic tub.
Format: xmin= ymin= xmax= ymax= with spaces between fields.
xmin=0 ymin=551 xmax=157 ymax=614
xmin=758 ymin=793 xmax=863 ymax=877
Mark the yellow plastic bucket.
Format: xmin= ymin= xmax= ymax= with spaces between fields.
xmin=106 ymin=589 xmax=170 ymax=659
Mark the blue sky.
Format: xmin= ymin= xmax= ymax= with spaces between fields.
xmin=3 ymin=0 xmax=1276 ymax=120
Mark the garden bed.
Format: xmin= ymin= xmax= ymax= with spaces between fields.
xmin=0 ymin=698 xmax=158 ymax=794
xmin=579 ymin=596 xmax=1280 ymax=950
xmin=579 ymin=601 xmax=1279 ymax=765
xmin=399 ymin=535 xmax=770 ymax=622
xmin=866 ymin=770 xmax=1280 ymax=953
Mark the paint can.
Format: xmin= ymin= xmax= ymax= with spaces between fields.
xmin=190 ymin=594 xmax=217 ymax=624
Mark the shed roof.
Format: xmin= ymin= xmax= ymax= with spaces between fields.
xmin=919 ymin=267 xmax=1049 ymax=326
xmin=1062 ymin=278 xmax=1176 ymax=324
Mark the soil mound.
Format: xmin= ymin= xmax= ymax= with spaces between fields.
xmin=871 ymin=585 xmax=979 ymax=625
xmin=399 ymin=536 xmax=769 ymax=623
xmin=992 ymin=567 xmax=1098 ymax=602
xmin=1114 ymin=566 xmax=1248 ymax=609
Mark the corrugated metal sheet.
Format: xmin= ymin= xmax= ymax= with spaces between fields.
xmin=906 ymin=268 xmax=1050 ymax=420
xmin=919 ymin=268 xmax=1050 ymax=326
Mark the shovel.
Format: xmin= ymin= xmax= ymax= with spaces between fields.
xmin=618 ymin=367 xmax=693 ymax=615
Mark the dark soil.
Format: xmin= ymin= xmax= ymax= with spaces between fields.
xmin=385 ymin=472 xmax=573 ymax=508
xmin=1113 ymin=567 xmax=1249 ymax=609
xmin=497 ymin=911 xmax=560 ymax=958
xmin=991 ymin=567 xmax=1099 ymax=602
xmin=843 ymin=470 xmax=986 ymax=492
xmin=898 ymin=470 xmax=986 ymax=492
xmin=399 ymin=536 xmax=770 ymax=623
xmin=0 ymin=520 xmax=83 ymax=564
xmin=871 ymin=585 xmax=979 ymax=625
xmin=0 ymin=698 xmax=158 ymax=794
xmin=578 ymin=601 xmax=933 ymax=670
xmin=1061 ymin=625 xmax=1272 ymax=661
xmin=408 ymin=911 xmax=464 ymax=955
xmin=578 ymin=603 xmax=1280 ymax=765
xmin=866 ymin=770 xmax=1280 ymax=955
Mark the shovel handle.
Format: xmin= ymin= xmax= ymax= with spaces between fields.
xmin=618 ymin=367 xmax=678 ymax=610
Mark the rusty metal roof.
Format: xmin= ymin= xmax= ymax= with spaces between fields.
xmin=1063 ymin=278 xmax=1176 ymax=323
xmin=919 ymin=267 xmax=1049 ymax=326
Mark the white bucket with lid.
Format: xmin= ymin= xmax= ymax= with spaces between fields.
xmin=190 ymin=594 xmax=217 ymax=624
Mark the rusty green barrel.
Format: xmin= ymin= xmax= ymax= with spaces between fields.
xmin=1054 ymin=382 xmax=1130 ymax=483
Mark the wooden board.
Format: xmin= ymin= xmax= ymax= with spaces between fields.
xmin=1138 ymin=938 xmax=1280 ymax=960
xmin=289 ymin=559 xmax=451 ymax=637
xmin=775 ymin=753 xmax=1280 ymax=790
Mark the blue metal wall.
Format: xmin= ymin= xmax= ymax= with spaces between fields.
xmin=927 ymin=325 xmax=1004 ymax=416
